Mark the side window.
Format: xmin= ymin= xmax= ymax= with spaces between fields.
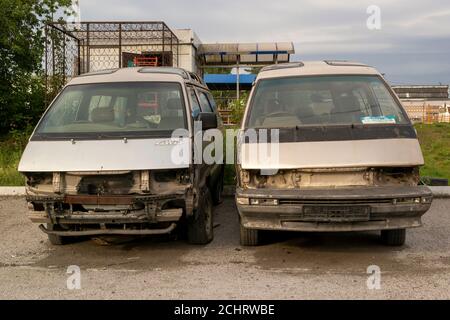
xmin=197 ymin=90 xmax=213 ymax=113
xmin=188 ymin=87 xmax=201 ymax=118
xmin=205 ymin=92 xmax=218 ymax=112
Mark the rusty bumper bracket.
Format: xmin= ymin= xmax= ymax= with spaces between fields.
xmin=39 ymin=223 xmax=177 ymax=236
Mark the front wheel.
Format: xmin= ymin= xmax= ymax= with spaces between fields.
xmin=240 ymin=224 xmax=259 ymax=246
xmin=381 ymin=229 xmax=406 ymax=246
xmin=187 ymin=188 xmax=214 ymax=244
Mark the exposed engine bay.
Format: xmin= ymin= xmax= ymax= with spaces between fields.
xmin=239 ymin=167 xmax=420 ymax=189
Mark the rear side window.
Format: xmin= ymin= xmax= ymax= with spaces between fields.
xmin=206 ymin=92 xmax=218 ymax=112
xmin=197 ymin=91 xmax=213 ymax=113
xmin=188 ymin=88 xmax=201 ymax=118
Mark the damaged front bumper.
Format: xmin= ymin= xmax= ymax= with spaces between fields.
xmin=26 ymin=193 xmax=187 ymax=235
xmin=236 ymin=186 xmax=433 ymax=232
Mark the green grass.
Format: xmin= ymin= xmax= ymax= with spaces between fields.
xmin=1 ymin=123 xmax=449 ymax=186
xmin=0 ymin=134 xmax=27 ymax=186
xmin=415 ymin=123 xmax=450 ymax=181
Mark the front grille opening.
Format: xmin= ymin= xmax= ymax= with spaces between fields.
xmin=153 ymin=170 xmax=177 ymax=183
xmin=77 ymin=173 xmax=134 ymax=195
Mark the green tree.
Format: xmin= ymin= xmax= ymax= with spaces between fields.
xmin=0 ymin=0 xmax=72 ymax=134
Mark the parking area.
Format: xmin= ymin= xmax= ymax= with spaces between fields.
xmin=0 ymin=196 xmax=449 ymax=299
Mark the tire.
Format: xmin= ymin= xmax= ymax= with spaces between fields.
xmin=46 ymin=223 xmax=69 ymax=245
xmin=381 ymin=229 xmax=406 ymax=246
xmin=211 ymin=172 xmax=224 ymax=205
xmin=240 ymin=224 xmax=259 ymax=246
xmin=187 ymin=188 xmax=214 ymax=244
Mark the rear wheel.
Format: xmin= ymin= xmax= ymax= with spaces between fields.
xmin=46 ymin=223 xmax=69 ymax=245
xmin=240 ymin=224 xmax=259 ymax=246
xmin=187 ymin=188 xmax=214 ymax=244
xmin=381 ymin=229 xmax=406 ymax=246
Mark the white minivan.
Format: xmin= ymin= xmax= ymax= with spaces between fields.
xmin=236 ymin=61 xmax=432 ymax=246
xmin=19 ymin=67 xmax=224 ymax=245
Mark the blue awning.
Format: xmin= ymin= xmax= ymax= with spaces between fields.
xmin=204 ymin=74 xmax=256 ymax=90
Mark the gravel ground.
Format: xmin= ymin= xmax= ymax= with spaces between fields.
xmin=0 ymin=197 xmax=449 ymax=299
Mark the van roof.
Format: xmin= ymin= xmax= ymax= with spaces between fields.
xmin=257 ymin=60 xmax=381 ymax=80
xmin=68 ymin=67 xmax=208 ymax=88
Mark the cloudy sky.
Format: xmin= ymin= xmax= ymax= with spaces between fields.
xmin=79 ymin=0 xmax=450 ymax=85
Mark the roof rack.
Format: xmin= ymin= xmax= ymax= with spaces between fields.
xmin=76 ymin=69 xmax=119 ymax=77
xmin=324 ymin=60 xmax=368 ymax=67
xmin=260 ymin=62 xmax=304 ymax=72
xmin=138 ymin=67 xmax=189 ymax=79
xmin=138 ymin=67 xmax=207 ymax=87
xmin=187 ymin=72 xmax=207 ymax=86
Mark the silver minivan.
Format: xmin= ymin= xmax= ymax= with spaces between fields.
xmin=19 ymin=67 xmax=224 ymax=245
xmin=236 ymin=61 xmax=432 ymax=246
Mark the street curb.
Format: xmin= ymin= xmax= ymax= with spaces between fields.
xmin=428 ymin=186 xmax=450 ymax=198
xmin=0 ymin=187 xmax=26 ymax=196
xmin=1 ymin=186 xmax=450 ymax=198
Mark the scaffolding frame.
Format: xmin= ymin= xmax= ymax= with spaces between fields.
xmin=44 ymin=21 xmax=180 ymax=102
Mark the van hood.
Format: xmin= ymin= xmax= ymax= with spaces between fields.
xmin=240 ymin=138 xmax=424 ymax=170
xmin=18 ymin=138 xmax=191 ymax=172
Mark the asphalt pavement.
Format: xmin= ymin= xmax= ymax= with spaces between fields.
xmin=0 ymin=197 xmax=449 ymax=299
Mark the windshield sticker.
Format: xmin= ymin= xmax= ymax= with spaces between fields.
xmin=361 ymin=115 xmax=396 ymax=124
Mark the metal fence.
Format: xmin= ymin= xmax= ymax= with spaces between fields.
xmin=212 ymin=91 xmax=249 ymax=126
xmin=403 ymin=105 xmax=450 ymax=124
xmin=44 ymin=21 xmax=180 ymax=102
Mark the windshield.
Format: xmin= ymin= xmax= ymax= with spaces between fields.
xmin=35 ymin=82 xmax=187 ymax=137
xmin=246 ymin=75 xmax=409 ymax=128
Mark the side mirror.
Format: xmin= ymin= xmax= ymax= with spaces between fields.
xmin=197 ymin=112 xmax=217 ymax=130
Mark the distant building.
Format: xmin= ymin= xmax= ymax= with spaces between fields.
xmin=392 ymin=85 xmax=449 ymax=100
xmin=392 ymin=85 xmax=450 ymax=123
